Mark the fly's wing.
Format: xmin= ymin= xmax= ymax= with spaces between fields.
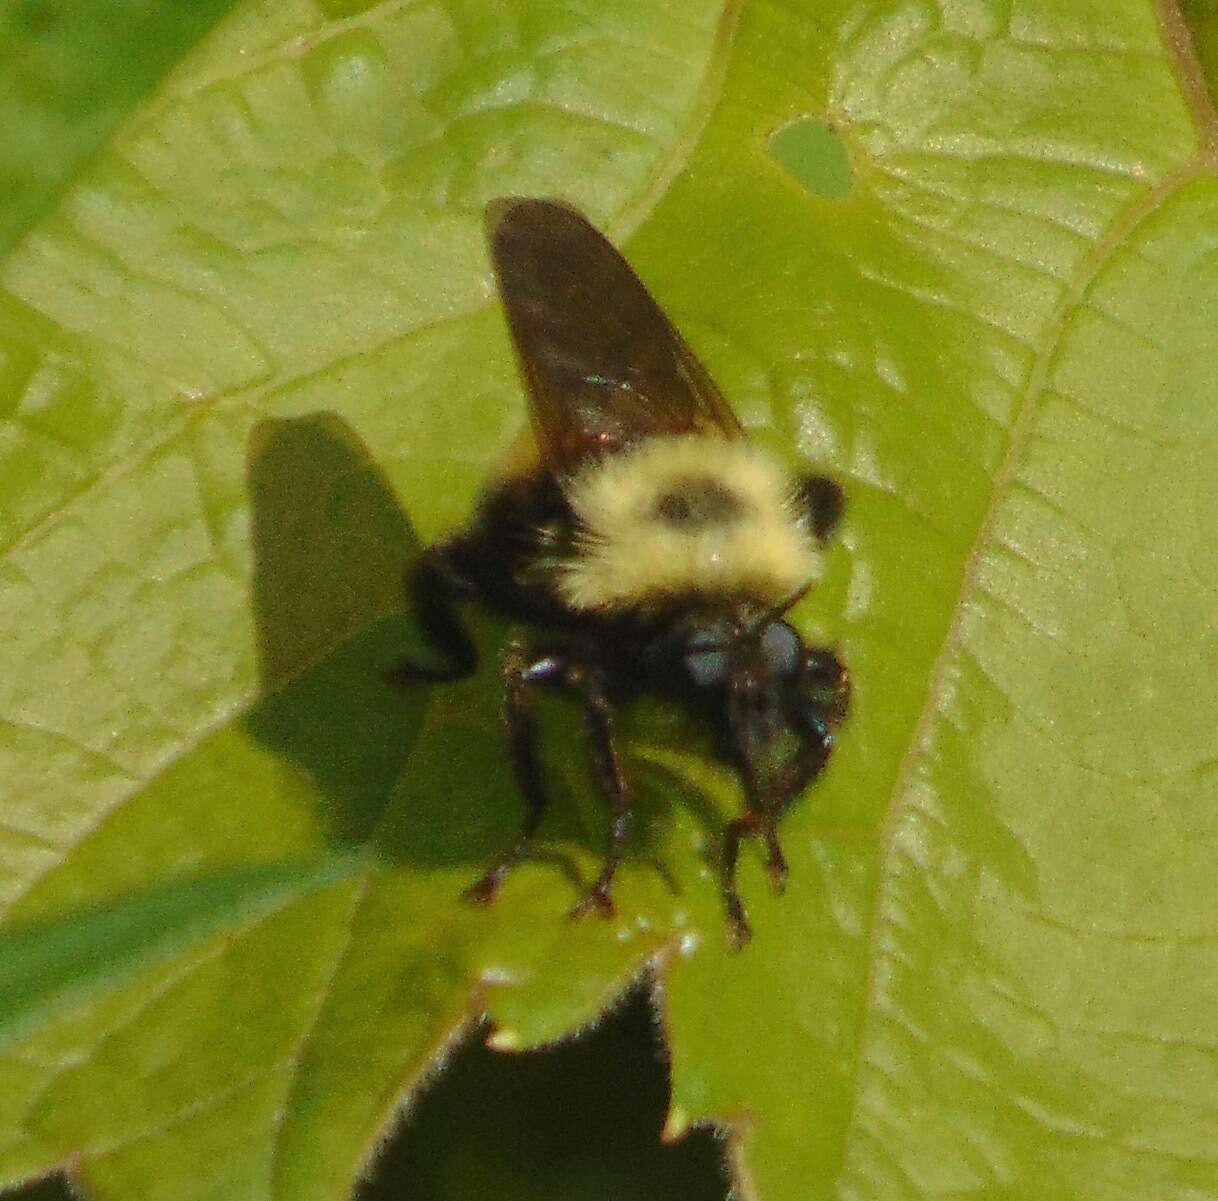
xmin=487 ymin=197 xmax=743 ymax=478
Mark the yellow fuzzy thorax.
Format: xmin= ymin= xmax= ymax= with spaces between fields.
xmin=556 ymin=435 xmax=819 ymax=612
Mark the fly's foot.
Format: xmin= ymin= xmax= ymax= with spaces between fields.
xmin=568 ymin=884 xmax=617 ymax=921
xmin=726 ymin=899 xmax=753 ymax=952
xmin=765 ymin=828 xmax=789 ymax=895
xmin=463 ymin=871 xmax=506 ymax=906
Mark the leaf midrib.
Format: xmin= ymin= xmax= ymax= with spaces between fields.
xmin=829 ymin=0 xmax=1218 ymax=1182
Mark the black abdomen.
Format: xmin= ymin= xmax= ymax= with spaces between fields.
xmin=446 ymin=472 xmax=580 ymax=628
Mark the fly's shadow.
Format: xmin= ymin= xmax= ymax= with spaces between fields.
xmin=243 ymin=415 xmax=647 ymax=882
xmin=244 ymin=414 xmax=429 ymax=848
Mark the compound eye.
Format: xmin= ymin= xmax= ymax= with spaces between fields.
xmin=684 ymin=631 xmax=730 ymax=688
xmin=760 ymin=620 xmax=801 ymax=677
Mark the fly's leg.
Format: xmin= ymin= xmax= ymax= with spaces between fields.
xmin=385 ymin=544 xmax=479 ymax=685
xmin=746 ymin=712 xmax=834 ymax=907
xmin=721 ymin=804 xmax=790 ymax=950
xmin=721 ymin=721 xmax=788 ymax=949
xmin=565 ymin=662 xmax=632 ymax=920
xmin=721 ymin=805 xmax=797 ymax=950
xmin=464 ymin=645 xmax=563 ymax=904
xmin=764 ymin=647 xmax=848 ymax=826
xmin=464 ymin=650 xmax=632 ymax=919
xmin=721 ymin=809 xmax=765 ymax=950
xmin=721 ymin=649 xmax=848 ymax=950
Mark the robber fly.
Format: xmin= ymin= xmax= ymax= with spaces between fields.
xmin=389 ymin=199 xmax=849 ymax=947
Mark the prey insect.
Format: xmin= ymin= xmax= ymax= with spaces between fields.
xmin=389 ymin=198 xmax=849 ymax=948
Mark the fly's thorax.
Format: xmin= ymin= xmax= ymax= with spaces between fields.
xmin=554 ymin=434 xmax=820 ymax=612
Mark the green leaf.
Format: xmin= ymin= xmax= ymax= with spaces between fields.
xmin=358 ymin=989 xmax=730 ymax=1201
xmin=0 ymin=0 xmax=243 ymax=257
xmin=0 ymin=859 xmax=360 ymax=1052
xmin=3 ymin=1 xmax=1218 ymax=1200
xmin=1182 ymin=0 xmax=1218 ymax=92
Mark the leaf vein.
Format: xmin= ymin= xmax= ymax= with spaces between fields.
xmin=834 ymin=152 xmax=1212 ymax=1183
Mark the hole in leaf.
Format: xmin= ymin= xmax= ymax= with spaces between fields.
xmin=358 ymin=988 xmax=730 ymax=1200
xmin=4 ymin=1174 xmax=78 ymax=1201
xmin=769 ymin=117 xmax=853 ymax=200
